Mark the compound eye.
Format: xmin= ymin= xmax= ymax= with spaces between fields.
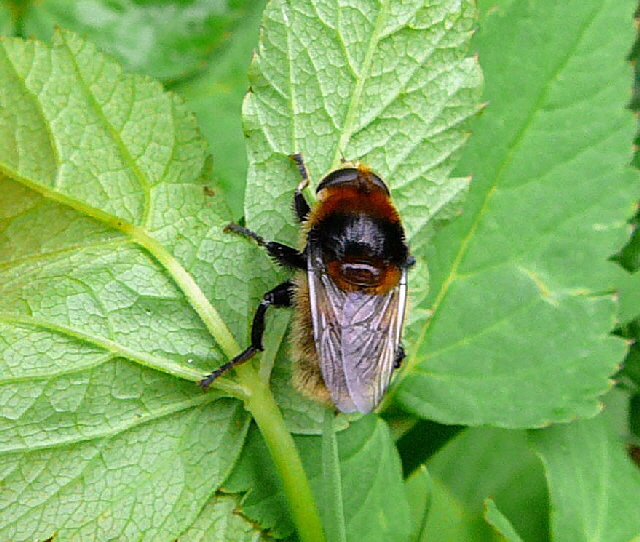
xmin=316 ymin=168 xmax=359 ymax=193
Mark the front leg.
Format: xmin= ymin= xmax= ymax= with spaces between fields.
xmin=224 ymin=223 xmax=305 ymax=270
xmin=199 ymin=280 xmax=294 ymax=389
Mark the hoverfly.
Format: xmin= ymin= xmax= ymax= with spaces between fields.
xmin=200 ymin=154 xmax=412 ymax=413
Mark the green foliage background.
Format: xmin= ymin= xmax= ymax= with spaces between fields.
xmin=1 ymin=0 xmax=640 ymax=541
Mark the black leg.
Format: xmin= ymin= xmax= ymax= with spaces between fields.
xmin=394 ymin=344 xmax=406 ymax=369
xmin=224 ymin=223 xmax=305 ymax=270
xmin=290 ymin=153 xmax=311 ymax=222
xmin=199 ymin=281 xmax=294 ymax=389
xmin=265 ymin=241 xmax=306 ymax=270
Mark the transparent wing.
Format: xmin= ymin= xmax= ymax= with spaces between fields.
xmin=307 ymin=245 xmax=407 ymax=413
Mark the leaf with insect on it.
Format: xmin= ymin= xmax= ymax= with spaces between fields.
xmin=238 ymin=0 xmax=483 ymax=425
xmin=242 ymin=0 xmax=483 ymax=243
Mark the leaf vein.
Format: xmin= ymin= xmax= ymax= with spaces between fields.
xmin=60 ymin=33 xmax=152 ymax=226
xmin=0 ymin=313 xmax=203 ymax=382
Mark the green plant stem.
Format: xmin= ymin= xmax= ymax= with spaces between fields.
xmin=321 ymin=409 xmax=347 ymax=542
xmin=134 ymin=227 xmax=326 ymax=542
xmin=245 ymin=368 xmax=326 ymax=542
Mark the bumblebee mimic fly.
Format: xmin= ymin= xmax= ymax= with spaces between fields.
xmin=200 ymin=154 xmax=412 ymax=413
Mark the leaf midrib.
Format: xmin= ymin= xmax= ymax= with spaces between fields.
xmin=0 ymin=238 xmax=128 ymax=271
xmin=332 ymin=0 xmax=390 ymax=166
xmin=1 ymin=391 xmax=221 ymax=454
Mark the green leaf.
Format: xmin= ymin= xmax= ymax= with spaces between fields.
xmin=483 ymin=500 xmax=524 ymax=542
xmin=394 ymin=0 xmax=637 ymax=427
xmin=417 ymin=477 xmax=494 ymax=542
xmin=224 ymin=415 xmax=411 ymax=542
xmin=427 ymin=427 xmax=549 ymax=542
xmin=529 ymin=403 xmax=640 ymax=542
xmin=1 ymin=398 xmax=249 ymax=541
xmin=405 ymin=466 xmax=432 ymax=542
xmin=0 ymin=31 xmax=255 ymax=541
xmin=242 ymin=0 xmax=483 ymax=244
xmin=178 ymin=493 xmax=274 ymax=542
xmin=21 ymin=0 xmax=254 ymax=81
